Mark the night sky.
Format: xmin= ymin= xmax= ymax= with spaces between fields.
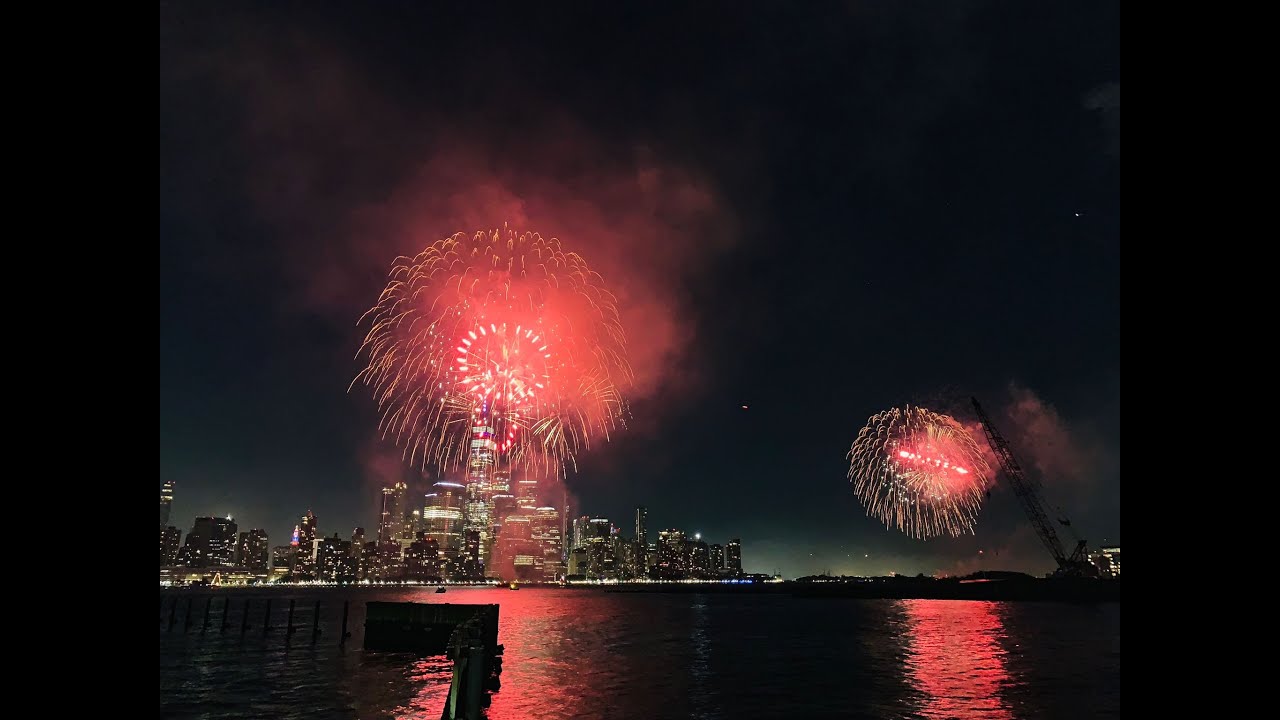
xmin=160 ymin=2 xmax=1120 ymax=578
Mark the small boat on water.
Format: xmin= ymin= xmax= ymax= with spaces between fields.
xmin=435 ymin=587 xmax=446 ymax=593
xmin=508 ymin=581 xmax=520 ymax=590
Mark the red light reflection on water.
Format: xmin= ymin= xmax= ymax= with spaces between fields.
xmin=902 ymin=600 xmax=1013 ymax=720
xmin=387 ymin=587 xmax=612 ymax=720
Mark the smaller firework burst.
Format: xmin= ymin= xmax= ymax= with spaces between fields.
xmin=847 ymin=405 xmax=993 ymax=539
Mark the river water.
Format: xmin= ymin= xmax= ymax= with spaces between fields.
xmin=159 ymin=587 xmax=1120 ymax=719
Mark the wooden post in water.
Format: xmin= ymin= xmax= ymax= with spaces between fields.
xmin=287 ymin=599 xmax=296 ymax=636
xmin=340 ymin=601 xmax=350 ymax=644
xmin=312 ymin=600 xmax=321 ymax=640
xmin=263 ymin=599 xmax=272 ymax=635
xmin=168 ymin=596 xmax=177 ymax=631
xmin=465 ymin=638 xmax=484 ymax=716
xmin=202 ymin=597 xmax=212 ymax=633
xmin=241 ymin=599 xmax=251 ymax=634
xmin=184 ymin=597 xmax=193 ymax=632
xmin=221 ymin=597 xmax=230 ymax=632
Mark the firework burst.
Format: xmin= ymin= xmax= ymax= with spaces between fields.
xmin=847 ymin=405 xmax=992 ymax=539
xmin=353 ymin=226 xmax=631 ymax=476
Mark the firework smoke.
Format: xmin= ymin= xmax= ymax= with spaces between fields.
xmin=847 ymin=405 xmax=993 ymax=539
xmin=353 ymin=226 xmax=630 ymax=477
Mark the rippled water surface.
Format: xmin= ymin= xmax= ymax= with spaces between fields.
xmin=159 ymin=587 xmax=1120 ymax=719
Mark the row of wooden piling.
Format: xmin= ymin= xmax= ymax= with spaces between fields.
xmin=160 ymin=596 xmax=354 ymax=644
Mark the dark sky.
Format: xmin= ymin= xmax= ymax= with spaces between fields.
xmin=160 ymin=2 xmax=1120 ymax=578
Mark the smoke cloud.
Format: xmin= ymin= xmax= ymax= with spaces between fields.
xmin=166 ymin=15 xmax=738 ymax=492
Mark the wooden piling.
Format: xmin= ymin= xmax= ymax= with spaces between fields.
xmin=168 ymin=596 xmax=177 ymax=631
xmin=241 ymin=599 xmax=251 ymax=634
xmin=340 ymin=600 xmax=350 ymax=644
xmin=287 ymin=599 xmax=296 ymax=635
xmin=202 ymin=597 xmax=212 ymax=633
xmin=263 ymin=599 xmax=272 ymax=634
xmin=221 ymin=597 xmax=230 ymax=632
xmin=184 ymin=597 xmax=193 ymax=632
xmin=312 ymin=600 xmax=321 ymax=639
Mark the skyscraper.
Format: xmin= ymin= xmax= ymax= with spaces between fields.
xmin=160 ymin=480 xmax=176 ymax=527
xmin=533 ymin=506 xmax=564 ymax=581
xmin=405 ymin=533 xmax=442 ymax=581
xmin=270 ymin=545 xmax=293 ymax=581
xmin=294 ymin=511 xmax=318 ymax=578
xmin=388 ymin=482 xmax=416 ymax=545
xmin=516 ymin=477 xmax=539 ymax=510
xmin=492 ymin=513 xmax=535 ymax=581
xmin=423 ymin=481 xmax=466 ymax=557
xmin=689 ymin=539 xmax=710 ymax=577
xmin=378 ymin=486 xmax=397 ymax=543
xmin=160 ymin=526 xmax=182 ymax=566
xmin=725 ymin=538 xmax=742 ymax=576
xmin=572 ymin=516 xmax=591 ymax=550
xmin=316 ymin=534 xmax=355 ymax=582
xmin=206 ymin=516 xmax=237 ymax=566
xmin=635 ymin=506 xmax=647 ymax=549
xmin=235 ymin=529 xmax=270 ymax=576
xmin=657 ymin=529 xmax=686 ymax=578
xmin=180 ymin=516 xmax=238 ymax=567
xmin=710 ymin=543 xmax=725 ymax=575
xmin=464 ymin=422 xmax=497 ymax=564
xmin=459 ymin=529 xmax=483 ymax=579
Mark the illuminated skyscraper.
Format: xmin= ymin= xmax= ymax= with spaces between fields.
xmin=516 ymin=477 xmax=539 ymax=511
xmin=423 ymin=481 xmax=466 ymax=556
xmin=160 ymin=526 xmax=181 ymax=566
xmin=635 ymin=506 xmax=647 ymax=549
xmin=689 ymin=539 xmax=710 ymax=577
xmin=316 ymin=534 xmax=355 ymax=583
xmin=657 ymin=529 xmax=686 ymax=578
xmin=160 ymin=480 xmax=175 ymax=528
xmin=725 ymin=538 xmax=742 ymax=576
xmin=270 ymin=545 xmax=292 ymax=581
xmin=294 ymin=511 xmax=318 ymax=578
xmin=235 ymin=529 xmax=270 ymax=576
xmin=1091 ymin=545 xmax=1121 ymax=577
xmin=460 ymin=529 xmax=484 ymax=579
xmin=350 ymin=528 xmax=367 ymax=579
xmin=533 ymin=506 xmax=564 ymax=581
xmin=584 ymin=518 xmax=615 ymax=578
xmin=710 ymin=543 xmax=725 ymax=576
xmin=207 ymin=516 xmax=237 ymax=566
xmin=405 ymin=534 xmax=441 ymax=581
xmin=378 ymin=486 xmax=397 ymax=543
xmin=572 ymin=516 xmax=591 ymax=550
xmin=388 ymin=482 xmax=415 ymax=544
xmin=464 ymin=423 xmax=497 ymax=564
xmin=181 ymin=516 xmax=238 ymax=567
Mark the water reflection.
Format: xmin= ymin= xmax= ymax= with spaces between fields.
xmin=902 ymin=600 xmax=1013 ymax=720
xmin=161 ymin=589 xmax=1117 ymax=720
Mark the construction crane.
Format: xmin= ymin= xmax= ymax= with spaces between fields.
xmin=971 ymin=397 xmax=1096 ymax=577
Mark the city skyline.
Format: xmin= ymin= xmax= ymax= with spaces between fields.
xmin=161 ymin=3 xmax=1119 ymax=580
xmin=160 ymin=476 xmax=769 ymax=581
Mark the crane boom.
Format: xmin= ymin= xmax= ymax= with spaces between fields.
xmin=971 ymin=397 xmax=1092 ymax=575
